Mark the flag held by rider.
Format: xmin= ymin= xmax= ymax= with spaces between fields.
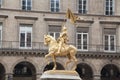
xmin=66 ymin=8 xmax=78 ymax=24
xmin=66 ymin=8 xmax=83 ymax=24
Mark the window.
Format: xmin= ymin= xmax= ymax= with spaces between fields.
xmin=0 ymin=24 xmax=2 ymax=47
xmin=76 ymin=33 xmax=88 ymax=51
xmin=50 ymin=0 xmax=60 ymax=12
xmin=0 ymin=0 xmax=2 ymax=8
xmin=76 ymin=27 xmax=89 ymax=51
xmin=104 ymin=35 xmax=116 ymax=51
xmin=22 ymin=0 xmax=32 ymax=10
xmin=19 ymin=25 xmax=32 ymax=49
xmin=104 ymin=28 xmax=116 ymax=52
xmin=78 ymin=0 xmax=87 ymax=14
xmin=49 ymin=32 xmax=60 ymax=39
xmin=105 ymin=0 xmax=114 ymax=15
xmin=48 ymin=25 xmax=61 ymax=39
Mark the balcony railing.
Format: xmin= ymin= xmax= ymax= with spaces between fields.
xmin=0 ymin=41 xmax=48 ymax=50
xmin=77 ymin=44 xmax=119 ymax=53
xmin=0 ymin=41 xmax=119 ymax=53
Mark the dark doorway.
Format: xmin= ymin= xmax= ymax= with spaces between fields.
xmin=101 ymin=64 xmax=120 ymax=80
xmin=13 ymin=61 xmax=36 ymax=80
xmin=43 ymin=62 xmax=64 ymax=72
xmin=76 ymin=63 xmax=93 ymax=80
xmin=0 ymin=63 xmax=5 ymax=80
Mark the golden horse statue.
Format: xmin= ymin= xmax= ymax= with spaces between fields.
xmin=44 ymin=35 xmax=78 ymax=70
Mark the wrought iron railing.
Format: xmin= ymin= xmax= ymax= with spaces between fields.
xmin=0 ymin=41 xmax=119 ymax=53
xmin=0 ymin=41 xmax=48 ymax=50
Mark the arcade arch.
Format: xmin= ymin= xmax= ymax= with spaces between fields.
xmin=0 ymin=63 xmax=5 ymax=80
xmin=76 ymin=63 xmax=93 ymax=80
xmin=13 ymin=61 xmax=36 ymax=80
xmin=101 ymin=64 xmax=120 ymax=80
xmin=43 ymin=62 xmax=64 ymax=72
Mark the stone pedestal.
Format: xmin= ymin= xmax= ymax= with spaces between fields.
xmin=40 ymin=70 xmax=82 ymax=80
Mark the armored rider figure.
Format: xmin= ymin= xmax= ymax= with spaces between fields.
xmin=57 ymin=25 xmax=69 ymax=54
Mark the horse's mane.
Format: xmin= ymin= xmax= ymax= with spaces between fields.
xmin=47 ymin=35 xmax=56 ymax=42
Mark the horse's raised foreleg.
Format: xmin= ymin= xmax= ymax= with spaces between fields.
xmin=45 ymin=52 xmax=53 ymax=64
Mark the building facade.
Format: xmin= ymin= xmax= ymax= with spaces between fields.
xmin=0 ymin=0 xmax=120 ymax=80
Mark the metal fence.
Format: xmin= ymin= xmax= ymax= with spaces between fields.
xmin=0 ymin=41 xmax=119 ymax=53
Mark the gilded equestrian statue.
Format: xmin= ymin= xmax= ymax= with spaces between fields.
xmin=44 ymin=26 xmax=78 ymax=70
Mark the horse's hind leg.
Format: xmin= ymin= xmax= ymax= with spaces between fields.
xmin=65 ymin=55 xmax=72 ymax=69
xmin=72 ymin=56 xmax=78 ymax=70
xmin=52 ymin=55 xmax=57 ymax=70
xmin=69 ymin=51 xmax=78 ymax=70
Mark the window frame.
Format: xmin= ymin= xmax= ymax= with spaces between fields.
xmin=76 ymin=32 xmax=88 ymax=51
xmin=21 ymin=0 xmax=32 ymax=11
xmin=0 ymin=24 xmax=2 ymax=48
xmin=0 ymin=0 xmax=2 ymax=8
xmin=48 ymin=32 xmax=60 ymax=40
xmin=78 ymin=0 xmax=87 ymax=14
xmin=104 ymin=34 xmax=116 ymax=52
xmin=19 ymin=25 xmax=32 ymax=49
xmin=50 ymin=0 xmax=60 ymax=12
xmin=105 ymin=0 xmax=114 ymax=15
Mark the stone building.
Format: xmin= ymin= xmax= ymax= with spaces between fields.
xmin=0 ymin=0 xmax=120 ymax=80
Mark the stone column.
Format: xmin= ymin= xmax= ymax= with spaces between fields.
xmin=5 ymin=74 xmax=8 ymax=80
xmin=36 ymin=73 xmax=42 ymax=80
xmin=116 ymin=24 xmax=120 ymax=52
xmin=93 ymin=74 xmax=101 ymax=80
xmin=7 ymin=73 xmax=13 ymax=80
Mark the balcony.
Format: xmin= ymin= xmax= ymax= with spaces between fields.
xmin=0 ymin=41 xmax=119 ymax=58
xmin=0 ymin=41 xmax=48 ymax=57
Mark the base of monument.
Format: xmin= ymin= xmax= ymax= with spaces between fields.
xmin=40 ymin=70 xmax=82 ymax=80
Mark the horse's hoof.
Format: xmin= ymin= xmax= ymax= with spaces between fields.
xmin=72 ymin=67 xmax=76 ymax=70
xmin=64 ymin=65 xmax=67 ymax=68
xmin=53 ymin=68 xmax=56 ymax=70
xmin=45 ymin=55 xmax=47 ymax=58
xmin=47 ymin=62 xmax=50 ymax=65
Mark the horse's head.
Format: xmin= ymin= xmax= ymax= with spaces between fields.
xmin=44 ymin=35 xmax=50 ymax=45
xmin=44 ymin=35 xmax=55 ymax=45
